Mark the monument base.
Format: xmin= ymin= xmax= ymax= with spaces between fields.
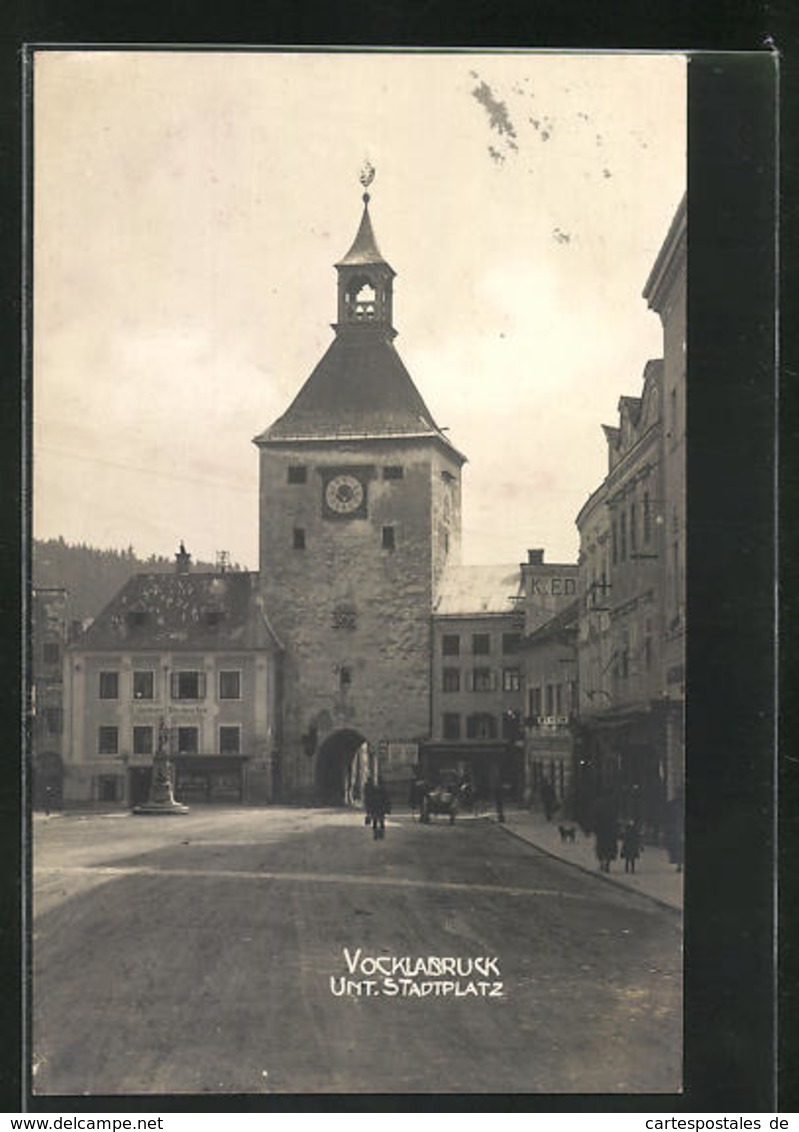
xmin=133 ymin=799 xmax=190 ymax=815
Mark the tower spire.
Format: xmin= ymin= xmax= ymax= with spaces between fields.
xmin=335 ymin=164 xmax=395 ymax=332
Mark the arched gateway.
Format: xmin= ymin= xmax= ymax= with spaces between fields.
xmin=316 ymin=729 xmax=371 ymax=806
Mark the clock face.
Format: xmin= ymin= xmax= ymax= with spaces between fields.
xmin=324 ymin=473 xmax=365 ymax=515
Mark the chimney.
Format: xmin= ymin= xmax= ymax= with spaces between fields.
xmin=175 ymin=542 xmax=192 ymax=575
xmin=527 ymin=549 xmax=545 ymax=565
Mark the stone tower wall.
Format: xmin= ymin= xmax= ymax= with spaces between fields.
xmin=258 ymin=437 xmax=462 ymax=800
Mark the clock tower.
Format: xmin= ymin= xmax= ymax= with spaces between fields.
xmin=254 ymin=170 xmax=466 ymax=803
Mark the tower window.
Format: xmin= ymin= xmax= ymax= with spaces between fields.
xmin=287 ymin=466 xmax=307 ymax=484
xmin=382 ymin=526 xmax=395 ymax=551
xmin=332 ymin=608 xmax=357 ymax=630
xmin=383 ymin=465 xmax=404 ymax=480
xmin=339 ymin=666 xmax=352 ymax=689
xmin=293 ymin=528 xmax=306 ymax=550
xmin=347 ymin=277 xmax=377 ymax=320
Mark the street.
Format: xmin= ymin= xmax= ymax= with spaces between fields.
xmin=32 ymin=807 xmax=682 ymax=1096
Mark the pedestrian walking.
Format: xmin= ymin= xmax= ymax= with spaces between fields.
xmin=408 ymin=768 xmax=426 ymax=822
xmin=593 ymin=792 xmax=618 ymax=873
xmin=366 ymin=778 xmax=391 ymax=840
xmin=541 ymin=778 xmax=558 ymax=822
xmin=363 ymin=776 xmax=375 ymax=827
xmin=620 ymin=820 xmax=642 ymax=873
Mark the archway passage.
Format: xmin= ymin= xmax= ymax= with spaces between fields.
xmin=317 ymin=729 xmax=369 ymax=806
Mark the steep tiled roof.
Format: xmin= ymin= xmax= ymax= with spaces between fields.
xmin=255 ymin=332 xmax=462 ymax=456
xmin=434 ymin=563 xmax=523 ymax=616
xmin=74 ymin=571 xmax=282 ymax=651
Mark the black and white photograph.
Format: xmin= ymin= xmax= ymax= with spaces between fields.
xmin=29 ymin=48 xmax=690 ymax=1098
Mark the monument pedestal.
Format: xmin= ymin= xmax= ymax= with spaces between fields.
xmin=133 ymin=749 xmax=189 ymax=815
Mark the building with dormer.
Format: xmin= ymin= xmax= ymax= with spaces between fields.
xmin=62 ymin=551 xmax=282 ymax=806
xmin=574 ymin=194 xmax=686 ymax=833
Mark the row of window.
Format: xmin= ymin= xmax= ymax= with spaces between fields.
xmin=611 ymin=492 xmax=653 ymax=565
xmin=440 ymin=713 xmax=520 ymax=741
xmin=97 ymin=724 xmax=242 ymax=756
xmin=527 ymin=683 xmax=577 ymax=717
xmin=441 ymin=667 xmax=521 ymax=693
xmin=294 ymin=526 xmax=396 ymax=550
xmin=287 ymin=465 xmax=404 ymax=484
xmin=441 ymin=632 xmax=521 ymax=658
xmin=98 ymin=670 xmax=241 ymax=701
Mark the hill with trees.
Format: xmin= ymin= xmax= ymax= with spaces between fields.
xmin=32 ymin=538 xmax=241 ymax=626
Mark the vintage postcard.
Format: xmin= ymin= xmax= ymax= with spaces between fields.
xmin=29 ymin=47 xmax=698 ymax=1101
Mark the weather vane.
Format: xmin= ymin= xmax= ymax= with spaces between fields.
xmin=359 ymin=160 xmax=375 ymax=202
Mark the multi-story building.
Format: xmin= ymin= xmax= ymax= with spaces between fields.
xmin=31 ymin=586 xmax=68 ymax=809
xmin=62 ymin=549 xmax=282 ymax=806
xmin=517 ymin=550 xmax=580 ymax=811
xmin=425 ymin=563 xmax=525 ymax=799
xmin=574 ymin=195 xmax=686 ymax=834
xmin=643 ymin=194 xmax=686 ymax=800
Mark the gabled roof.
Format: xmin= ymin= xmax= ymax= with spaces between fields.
xmin=74 ymin=571 xmax=282 ymax=652
xmin=255 ymin=332 xmax=464 ymax=459
xmin=434 ymin=563 xmax=523 ymax=616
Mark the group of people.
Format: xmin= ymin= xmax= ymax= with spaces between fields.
xmin=592 ymin=790 xmax=684 ymax=874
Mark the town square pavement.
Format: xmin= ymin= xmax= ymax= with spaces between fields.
xmin=32 ymin=805 xmax=682 ymax=1096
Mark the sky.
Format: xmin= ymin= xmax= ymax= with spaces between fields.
xmin=33 ymin=50 xmax=685 ymax=568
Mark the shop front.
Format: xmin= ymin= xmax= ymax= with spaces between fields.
xmin=171 ymin=755 xmax=249 ymax=804
xmin=575 ymin=705 xmax=667 ymax=841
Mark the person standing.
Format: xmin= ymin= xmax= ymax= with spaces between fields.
xmin=593 ymin=792 xmax=618 ymax=872
xmin=369 ymin=779 xmax=391 ymax=839
xmin=620 ymin=820 xmax=642 ymax=873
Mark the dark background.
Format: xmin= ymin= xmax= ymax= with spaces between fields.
xmin=1 ymin=0 xmax=792 ymax=1115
